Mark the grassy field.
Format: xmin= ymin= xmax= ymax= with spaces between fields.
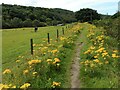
xmin=2 ymin=23 xmax=83 ymax=88
xmin=2 ymin=25 xmax=68 ymax=69
xmin=1 ymin=23 xmax=119 ymax=88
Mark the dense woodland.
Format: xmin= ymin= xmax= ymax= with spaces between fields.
xmin=1 ymin=3 xmax=77 ymax=29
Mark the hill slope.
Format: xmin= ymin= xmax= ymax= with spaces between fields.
xmin=1 ymin=3 xmax=77 ymax=29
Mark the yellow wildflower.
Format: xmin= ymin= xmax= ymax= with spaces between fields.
xmin=93 ymin=59 xmax=100 ymax=63
xmin=102 ymin=52 xmax=108 ymax=57
xmin=3 ymin=69 xmax=11 ymax=74
xmin=28 ymin=60 xmax=41 ymax=65
xmin=47 ymin=59 xmax=52 ymax=62
xmin=0 ymin=84 xmax=9 ymax=89
xmin=23 ymin=69 xmax=29 ymax=75
xmin=52 ymin=81 xmax=61 ymax=87
xmin=90 ymin=46 xmax=95 ymax=50
xmin=41 ymin=47 xmax=48 ymax=52
xmin=16 ymin=60 xmax=20 ymax=63
xmin=85 ymin=60 xmax=89 ymax=64
xmin=0 ymin=84 xmax=16 ymax=89
xmin=33 ymin=44 xmax=36 ymax=47
xmin=94 ymin=55 xmax=98 ymax=58
xmin=95 ymin=47 xmax=104 ymax=53
xmin=52 ymin=62 xmax=56 ymax=64
xmin=54 ymin=58 xmax=61 ymax=63
xmin=20 ymin=83 xmax=31 ymax=89
xmin=12 ymin=86 xmax=16 ymax=88
xmin=90 ymin=63 xmax=95 ymax=68
xmin=57 ymin=63 xmax=60 ymax=67
xmin=105 ymin=61 xmax=109 ymax=64
xmin=84 ymin=49 xmax=91 ymax=54
xmin=60 ymin=37 xmax=66 ymax=41
xmin=99 ymin=62 xmax=103 ymax=65
xmin=8 ymin=84 xmax=16 ymax=88
xmin=51 ymin=49 xmax=58 ymax=54
xmin=101 ymin=40 xmax=104 ymax=43
xmin=112 ymin=54 xmax=118 ymax=58
xmin=103 ymin=50 xmax=107 ymax=53
xmin=113 ymin=50 xmax=118 ymax=53
xmin=33 ymin=72 xmax=37 ymax=76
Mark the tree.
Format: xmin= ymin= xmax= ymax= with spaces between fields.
xmin=23 ymin=19 xmax=32 ymax=27
xmin=2 ymin=4 xmax=76 ymax=29
xmin=11 ymin=17 xmax=23 ymax=28
xmin=75 ymin=8 xmax=100 ymax=22
xmin=32 ymin=19 xmax=40 ymax=27
xmin=46 ymin=18 xmax=52 ymax=25
xmin=39 ymin=22 xmax=47 ymax=27
xmin=28 ymin=14 xmax=36 ymax=21
xmin=111 ymin=11 xmax=120 ymax=19
xmin=2 ymin=19 xmax=11 ymax=29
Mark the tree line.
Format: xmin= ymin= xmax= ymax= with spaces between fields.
xmin=2 ymin=3 xmax=77 ymax=29
xmin=1 ymin=3 xmax=119 ymax=29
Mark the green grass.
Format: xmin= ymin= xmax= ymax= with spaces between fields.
xmin=2 ymin=22 xmax=118 ymax=88
xmin=79 ymin=23 xmax=119 ymax=88
xmin=2 ymin=26 xmax=68 ymax=69
xmin=1 ymin=23 xmax=82 ymax=88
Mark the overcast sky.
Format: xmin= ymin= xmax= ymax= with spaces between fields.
xmin=1 ymin=0 xmax=120 ymax=15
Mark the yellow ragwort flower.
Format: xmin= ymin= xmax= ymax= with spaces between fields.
xmin=0 ymin=84 xmax=16 ymax=89
xmin=112 ymin=54 xmax=118 ymax=58
xmin=54 ymin=58 xmax=61 ymax=63
xmin=113 ymin=50 xmax=118 ymax=53
xmin=84 ymin=49 xmax=91 ymax=54
xmin=51 ymin=49 xmax=58 ymax=54
xmin=94 ymin=55 xmax=98 ymax=58
xmin=33 ymin=72 xmax=37 ymax=76
xmin=84 ymin=60 xmax=89 ymax=64
xmin=90 ymin=46 xmax=95 ymax=50
xmin=47 ymin=59 xmax=52 ymax=62
xmin=90 ymin=63 xmax=95 ymax=68
xmin=96 ymin=47 xmax=105 ymax=53
xmin=60 ymin=37 xmax=66 ymax=41
xmin=93 ymin=59 xmax=100 ymax=63
xmin=28 ymin=60 xmax=41 ymax=65
xmin=105 ymin=61 xmax=109 ymax=64
xmin=16 ymin=60 xmax=20 ymax=63
xmin=102 ymin=52 xmax=108 ymax=57
xmin=52 ymin=81 xmax=61 ymax=87
xmin=20 ymin=83 xmax=31 ymax=89
xmin=0 ymin=84 xmax=9 ymax=89
xmin=23 ymin=69 xmax=29 ymax=75
xmin=3 ymin=69 xmax=11 ymax=74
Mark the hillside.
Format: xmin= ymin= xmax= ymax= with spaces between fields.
xmin=1 ymin=3 xmax=77 ymax=29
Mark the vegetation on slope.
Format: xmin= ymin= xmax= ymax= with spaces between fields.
xmin=79 ymin=23 xmax=119 ymax=88
xmin=1 ymin=3 xmax=77 ymax=29
xmin=75 ymin=8 xmax=100 ymax=23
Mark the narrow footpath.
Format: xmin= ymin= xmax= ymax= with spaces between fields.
xmin=70 ymin=39 xmax=83 ymax=88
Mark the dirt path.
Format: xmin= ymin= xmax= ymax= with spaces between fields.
xmin=70 ymin=41 xmax=83 ymax=88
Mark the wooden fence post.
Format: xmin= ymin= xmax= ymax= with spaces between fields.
xmin=57 ymin=29 xmax=59 ymax=41
xmin=30 ymin=39 xmax=33 ymax=55
xmin=47 ymin=33 xmax=50 ymax=44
